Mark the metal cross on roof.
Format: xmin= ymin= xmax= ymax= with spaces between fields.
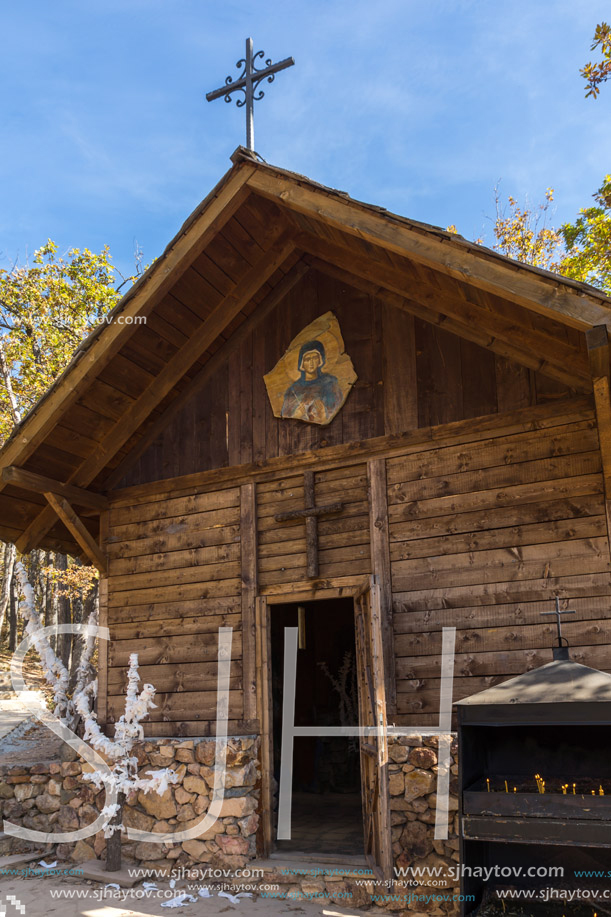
xmin=206 ymin=38 xmax=295 ymax=152
xmin=541 ymin=597 xmax=576 ymax=647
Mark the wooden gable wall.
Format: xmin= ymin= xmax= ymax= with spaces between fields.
xmin=117 ymin=269 xmax=577 ymax=489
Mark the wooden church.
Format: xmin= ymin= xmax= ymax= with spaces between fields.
xmin=2 ymin=147 xmax=611 ymax=869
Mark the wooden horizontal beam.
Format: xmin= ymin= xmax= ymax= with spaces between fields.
xmin=107 ymin=394 xmax=595 ymax=507
xmin=44 ymin=493 xmax=107 ymax=574
xmin=1 ymin=466 xmax=108 ymax=511
xmin=247 ymin=169 xmax=611 ymax=331
xmin=16 ymin=235 xmax=296 ymax=553
xmin=303 ymin=246 xmax=591 ymax=392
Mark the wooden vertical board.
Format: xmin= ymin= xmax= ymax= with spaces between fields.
xmin=241 ymin=483 xmax=258 ymax=720
xmin=372 ymin=296 xmax=385 ymax=438
xmin=304 ymin=470 xmax=318 ymax=578
xmin=354 ymin=578 xmax=392 ymax=880
xmin=255 ymin=595 xmax=273 ymax=856
xmin=208 ymin=362 xmax=230 ymax=470
xmin=415 ymin=319 xmax=463 ymax=428
xmin=227 ymin=350 xmax=242 ymax=467
xmin=587 ymin=326 xmax=611 ymax=547
xmin=382 ymin=303 xmax=417 ymax=435
xmin=239 ymin=337 xmax=254 ymax=466
xmin=252 ymin=322 xmax=268 ymax=463
xmin=495 ymin=356 xmax=533 ymax=413
xmin=333 ymin=278 xmax=376 ymax=444
xmin=460 ymin=338 xmax=498 ymax=419
xmin=264 ymin=308 xmax=280 ymax=461
xmin=97 ymin=511 xmax=109 ymax=727
xmin=285 ymin=271 xmax=320 ymax=457
xmin=368 ymin=458 xmax=396 ymax=712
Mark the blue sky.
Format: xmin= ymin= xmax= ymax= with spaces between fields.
xmin=0 ymin=0 xmax=609 ymax=280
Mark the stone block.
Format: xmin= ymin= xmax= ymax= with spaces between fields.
xmin=216 ymin=834 xmax=249 ymax=855
xmin=71 ymin=839 xmax=95 ymax=863
xmin=134 ymin=842 xmax=168 ymax=861
xmin=238 ymin=814 xmax=258 ymax=836
xmin=183 ymin=775 xmax=207 ymax=796
xmin=175 ymin=748 xmax=194 ymax=763
xmin=404 ymin=769 xmax=435 ymax=801
xmin=138 ymin=788 xmax=177 ymax=819
xmin=409 ymin=747 xmax=437 ymax=769
xmin=181 ymin=839 xmax=208 ymax=861
xmin=35 ymin=793 xmax=61 ymax=814
xmin=388 ymin=744 xmax=409 ymax=763
xmin=389 ymin=771 xmax=405 ymax=795
xmin=218 ymin=796 xmax=257 ymax=817
xmin=195 ymin=742 xmax=216 ymax=766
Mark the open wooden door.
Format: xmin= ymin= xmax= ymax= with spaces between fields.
xmin=354 ymin=575 xmax=393 ymax=881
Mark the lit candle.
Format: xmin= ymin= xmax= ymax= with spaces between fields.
xmin=486 ymin=778 xmax=490 ymax=793
xmin=600 ymin=785 xmax=604 ymax=796
xmin=573 ymin=783 xmax=576 ymax=795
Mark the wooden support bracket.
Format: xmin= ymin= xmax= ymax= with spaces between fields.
xmin=44 ymin=493 xmax=108 ymax=574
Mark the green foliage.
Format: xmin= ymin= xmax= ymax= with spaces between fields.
xmin=468 ymin=179 xmax=611 ymax=296
xmin=0 ymin=241 xmax=121 ymax=444
xmin=581 ymin=22 xmax=611 ymax=98
xmin=556 ymin=176 xmax=611 ymax=294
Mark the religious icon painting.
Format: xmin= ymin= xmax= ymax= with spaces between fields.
xmin=264 ymin=311 xmax=357 ymax=425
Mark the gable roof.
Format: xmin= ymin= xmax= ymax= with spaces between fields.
xmin=1 ymin=146 xmax=610 ymax=556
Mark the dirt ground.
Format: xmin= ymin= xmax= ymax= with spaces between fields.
xmin=0 ymin=870 xmax=369 ymax=917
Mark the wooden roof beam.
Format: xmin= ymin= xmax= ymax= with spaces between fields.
xmin=247 ymin=172 xmax=611 ymax=331
xmin=44 ymin=493 xmax=107 ymax=574
xmin=299 ymin=239 xmax=591 ymax=392
xmin=1 ymin=466 xmax=108 ymax=512
xmin=16 ymin=235 xmax=296 ymax=553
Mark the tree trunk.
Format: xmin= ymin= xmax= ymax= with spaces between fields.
xmin=0 ymin=542 xmax=16 ymax=640
xmin=105 ymin=792 xmax=125 ymax=872
xmin=55 ymin=553 xmax=71 ymax=671
xmin=8 ymin=572 xmax=17 ymax=652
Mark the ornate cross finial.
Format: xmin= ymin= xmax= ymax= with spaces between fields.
xmin=541 ymin=597 xmax=576 ymax=647
xmin=206 ymin=37 xmax=295 ymax=152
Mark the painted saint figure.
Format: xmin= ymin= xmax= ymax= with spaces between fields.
xmin=281 ymin=339 xmax=343 ymax=424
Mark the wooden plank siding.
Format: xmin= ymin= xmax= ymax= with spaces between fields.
xmin=388 ymin=406 xmax=611 ymax=725
xmin=118 ymin=270 xmax=578 ymax=489
xmin=106 ymin=485 xmax=244 ymax=735
xmin=104 ymin=394 xmax=611 ymax=736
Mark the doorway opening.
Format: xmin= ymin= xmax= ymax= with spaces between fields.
xmin=270 ymin=598 xmax=363 ymax=857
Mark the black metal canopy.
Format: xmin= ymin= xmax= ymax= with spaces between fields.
xmin=455 ymin=650 xmax=611 ymax=725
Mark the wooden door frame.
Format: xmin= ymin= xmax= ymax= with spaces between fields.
xmin=255 ymin=577 xmax=383 ymax=859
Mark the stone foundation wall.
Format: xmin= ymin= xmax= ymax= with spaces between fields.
xmin=0 ymin=732 xmax=461 ymax=914
xmin=0 ymin=736 xmax=260 ymax=870
xmin=386 ymin=732 xmax=460 ymax=913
